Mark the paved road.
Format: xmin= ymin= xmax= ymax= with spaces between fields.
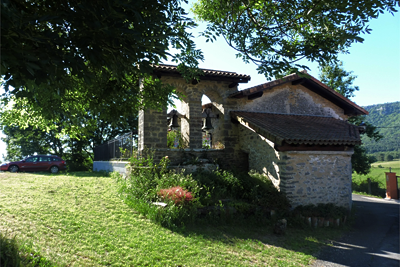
xmin=312 ymin=194 xmax=400 ymax=267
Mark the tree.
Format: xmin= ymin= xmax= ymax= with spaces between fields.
xmin=385 ymin=154 xmax=394 ymax=161
xmin=348 ymin=115 xmax=382 ymax=174
xmin=319 ymin=61 xmax=359 ymax=98
xmin=318 ymin=61 xmax=382 ymax=175
xmin=192 ymin=0 xmax=399 ymax=79
xmin=2 ymin=0 xmax=202 ymax=88
xmin=1 ymin=125 xmax=57 ymax=162
xmin=1 ymin=0 xmax=203 ymax=127
xmin=1 ymin=111 xmax=138 ymax=170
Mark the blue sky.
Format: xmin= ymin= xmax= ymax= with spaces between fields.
xmin=1 ymin=6 xmax=399 ymax=162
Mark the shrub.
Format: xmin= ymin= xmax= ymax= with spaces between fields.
xmin=191 ymin=169 xmax=291 ymax=216
xmin=116 ymin=150 xmax=291 ymax=227
xmin=352 ymin=178 xmax=386 ymax=198
xmin=167 ymin=130 xmax=187 ymax=149
xmin=116 ymin=152 xmax=201 ymax=227
xmin=385 ymin=154 xmax=394 ymax=161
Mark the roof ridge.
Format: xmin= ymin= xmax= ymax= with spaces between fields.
xmin=154 ymin=64 xmax=251 ymax=79
xmin=231 ymin=111 xmax=337 ymax=118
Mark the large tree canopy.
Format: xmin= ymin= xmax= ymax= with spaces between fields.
xmin=193 ymin=0 xmax=399 ymax=79
xmin=1 ymin=0 xmax=203 ymax=135
xmin=2 ymin=0 xmax=201 ymax=89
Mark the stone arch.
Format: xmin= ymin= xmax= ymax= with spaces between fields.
xmin=201 ymin=92 xmax=226 ymax=149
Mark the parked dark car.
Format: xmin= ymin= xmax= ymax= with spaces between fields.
xmin=0 ymin=155 xmax=67 ymax=174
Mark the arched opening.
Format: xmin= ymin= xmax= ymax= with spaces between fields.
xmin=201 ymin=94 xmax=225 ymax=150
xmin=167 ymin=94 xmax=186 ymax=149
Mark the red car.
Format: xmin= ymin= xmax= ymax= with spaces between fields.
xmin=0 ymin=155 xmax=67 ymax=174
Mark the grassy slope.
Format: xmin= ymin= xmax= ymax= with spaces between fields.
xmin=352 ymin=159 xmax=400 ymax=190
xmin=0 ymin=172 xmax=343 ymax=266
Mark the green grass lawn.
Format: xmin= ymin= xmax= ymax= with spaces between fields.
xmin=371 ymin=159 xmax=400 ymax=169
xmin=0 ymin=172 xmax=345 ymax=266
xmin=352 ymin=159 xmax=400 ymax=189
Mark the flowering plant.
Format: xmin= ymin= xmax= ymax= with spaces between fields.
xmin=158 ymin=186 xmax=194 ymax=205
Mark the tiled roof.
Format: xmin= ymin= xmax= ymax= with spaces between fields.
xmin=229 ymin=72 xmax=368 ymax=116
xmin=153 ymin=64 xmax=251 ymax=83
xmin=231 ymin=111 xmax=362 ymax=146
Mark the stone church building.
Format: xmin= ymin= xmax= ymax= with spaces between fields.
xmin=138 ymin=64 xmax=368 ymax=209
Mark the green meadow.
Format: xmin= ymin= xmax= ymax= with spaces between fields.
xmin=0 ymin=172 xmax=344 ymax=266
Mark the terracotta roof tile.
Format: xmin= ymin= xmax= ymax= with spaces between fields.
xmin=153 ymin=64 xmax=251 ymax=83
xmin=231 ymin=111 xmax=361 ymax=146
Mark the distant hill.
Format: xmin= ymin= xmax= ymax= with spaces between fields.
xmin=361 ymin=101 xmax=400 ymax=154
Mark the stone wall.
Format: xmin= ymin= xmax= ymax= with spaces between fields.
xmin=148 ymin=148 xmax=248 ymax=172
xmin=237 ymin=121 xmax=354 ymax=209
xmin=237 ymin=123 xmax=282 ymax=187
xmin=235 ymin=84 xmax=347 ymax=120
xmin=279 ymin=150 xmax=354 ymax=209
xmin=138 ymin=108 xmax=167 ymax=151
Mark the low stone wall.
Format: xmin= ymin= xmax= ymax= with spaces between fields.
xmin=148 ymin=148 xmax=248 ymax=171
xmin=279 ymin=150 xmax=354 ymax=210
xmin=93 ymin=161 xmax=129 ymax=174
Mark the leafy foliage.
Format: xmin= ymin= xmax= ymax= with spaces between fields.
xmin=1 ymin=0 xmax=204 ymax=139
xmin=1 ymin=114 xmax=137 ymax=171
xmin=319 ymin=61 xmax=359 ymax=98
xmin=362 ymin=102 xmax=400 ymax=154
xmin=293 ymin=203 xmax=348 ymax=219
xmin=116 ymin=151 xmax=290 ymax=227
xmin=167 ymin=130 xmax=188 ymax=149
xmin=348 ymin=115 xmax=383 ymax=175
xmin=352 ymin=177 xmax=386 ymax=197
xmin=2 ymin=0 xmax=202 ymax=90
xmin=192 ymin=0 xmax=399 ymax=78
xmin=116 ymin=154 xmax=201 ymax=227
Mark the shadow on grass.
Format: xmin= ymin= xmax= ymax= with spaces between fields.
xmin=14 ymin=171 xmax=112 ymax=178
xmin=0 ymin=232 xmax=56 ymax=267
xmin=64 ymin=171 xmax=111 ymax=178
xmin=172 ymin=214 xmax=350 ymax=261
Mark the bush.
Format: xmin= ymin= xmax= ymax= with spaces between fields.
xmin=368 ymin=155 xmax=378 ymax=163
xmin=352 ymin=178 xmax=386 ymax=198
xmin=116 ymin=150 xmax=291 ymax=227
xmin=385 ymin=154 xmax=394 ymax=161
xmin=116 ymin=152 xmax=201 ymax=227
xmin=167 ymin=130 xmax=187 ymax=149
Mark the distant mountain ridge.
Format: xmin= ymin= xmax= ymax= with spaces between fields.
xmin=361 ymin=101 xmax=400 ymax=154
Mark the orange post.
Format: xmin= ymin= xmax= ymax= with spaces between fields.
xmin=385 ymin=172 xmax=398 ymax=199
